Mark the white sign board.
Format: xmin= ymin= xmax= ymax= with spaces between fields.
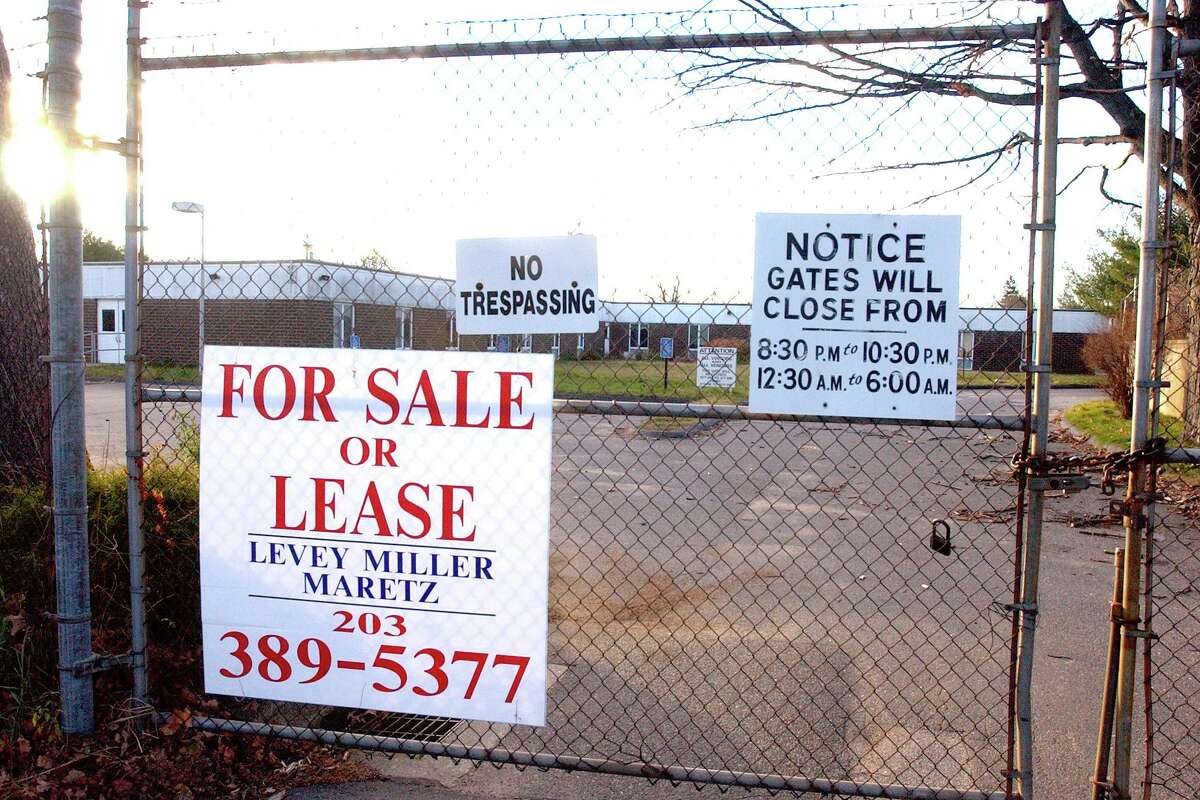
xmin=456 ymin=235 xmax=599 ymax=335
xmin=199 ymin=345 xmax=553 ymax=726
xmin=750 ymin=213 xmax=961 ymax=420
xmin=696 ymin=346 xmax=738 ymax=389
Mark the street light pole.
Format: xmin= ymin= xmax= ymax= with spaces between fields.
xmin=171 ymin=201 xmax=206 ymax=375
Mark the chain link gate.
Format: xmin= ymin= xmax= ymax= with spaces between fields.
xmin=118 ymin=3 xmax=1062 ymax=798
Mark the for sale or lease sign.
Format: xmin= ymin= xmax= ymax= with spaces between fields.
xmin=696 ymin=346 xmax=738 ymax=389
xmin=200 ymin=345 xmax=553 ymax=726
xmin=456 ymin=235 xmax=599 ymax=335
xmin=750 ymin=213 xmax=961 ymax=420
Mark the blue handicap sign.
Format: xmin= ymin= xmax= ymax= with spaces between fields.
xmin=659 ymin=337 xmax=674 ymax=359
xmin=496 ymin=335 xmax=510 ymax=353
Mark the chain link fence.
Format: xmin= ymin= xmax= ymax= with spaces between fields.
xmin=1141 ymin=75 xmax=1200 ymax=798
xmin=122 ymin=5 xmax=1055 ymax=798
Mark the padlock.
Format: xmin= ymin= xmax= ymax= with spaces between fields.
xmin=929 ymin=519 xmax=952 ymax=556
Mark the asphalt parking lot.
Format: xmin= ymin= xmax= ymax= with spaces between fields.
xmin=84 ymin=382 xmax=1187 ymax=799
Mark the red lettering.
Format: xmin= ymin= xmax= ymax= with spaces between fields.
xmin=254 ymin=364 xmax=297 ymax=421
xmin=366 ymin=368 xmax=400 ymax=425
xmin=352 ymin=482 xmax=391 ymax=536
xmin=498 ymin=371 xmax=535 ymax=430
xmin=453 ymin=370 xmax=490 ymax=428
xmin=300 ymin=366 xmax=337 ymax=422
xmin=219 ymin=363 xmax=252 ymax=418
xmin=375 ymin=438 xmax=398 ymax=467
xmin=439 ymin=484 xmax=476 ymax=542
xmin=270 ymin=475 xmax=308 ymax=531
xmin=402 ymin=370 xmax=445 ymax=427
xmin=397 ymin=482 xmax=432 ymax=538
xmin=339 ymin=436 xmax=369 ymax=466
xmin=312 ymin=477 xmax=346 ymax=533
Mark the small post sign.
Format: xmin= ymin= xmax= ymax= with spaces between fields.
xmin=659 ymin=337 xmax=674 ymax=390
xmin=456 ymin=235 xmax=599 ymax=335
xmin=199 ymin=346 xmax=553 ymax=725
xmin=750 ymin=213 xmax=961 ymax=420
xmin=696 ymin=346 xmax=738 ymax=389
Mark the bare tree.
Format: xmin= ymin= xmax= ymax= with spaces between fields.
xmin=0 ymin=27 xmax=50 ymax=482
xmin=681 ymin=1 xmax=1200 ymax=437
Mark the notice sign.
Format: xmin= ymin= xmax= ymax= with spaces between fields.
xmin=456 ymin=235 xmax=599 ymax=335
xmin=696 ymin=346 xmax=738 ymax=389
xmin=199 ymin=345 xmax=553 ymax=725
xmin=750 ymin=213 xmax=960 ymax=420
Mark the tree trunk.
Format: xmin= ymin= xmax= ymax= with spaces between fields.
xmin=0 ymin=29 xmax=51 ymax=482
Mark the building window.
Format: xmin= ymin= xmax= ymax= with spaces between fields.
xmin=520 ymin=333 xmax=532 ymax=353
xmin=959 ymin=330 xmax=975 ymax=371
xmin=447 ymin=314 xmax=458 ymax=350
xmin=688 ymin=323 xmax=710 ymax=351
xmin=396 ymin=307 xmax=413 ymax=350
xmin=551 ymin=333 xmax=561 ymax=357
xmin=101 ymin=308 xmax=117 ymax=333
xmin=628 ymin=322 xmax=648 ymax=351
xmin=333 ymin=303 xmax=354 ymax=348
xmin=576 ymin=333 xmax=585 ymax=356
xmin=603 ymin=323 xmax=612 ymax=356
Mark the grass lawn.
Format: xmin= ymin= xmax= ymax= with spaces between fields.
xmin=86 ymin=363 xmax=200 ymax=384
xmin=1065 ymin=399 xmax=1198 ymax=484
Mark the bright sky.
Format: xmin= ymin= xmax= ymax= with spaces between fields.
xmin=3 ymin=1 xmax=1147 ymax=305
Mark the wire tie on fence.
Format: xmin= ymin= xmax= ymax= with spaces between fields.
xmin=1122 ymin=627 xmax=1158 ymax=640
xmin=1151 ymin=69 xmax=1178 ymax=81
xmin=1143 ymin=239 xmax=1171 ymax=250
xmin=1136 ymin=379 xmax=1170 ymax=389
xmin=126 ymin=448 xmax=147 ymax=459
xmin=1024 ymin=365 xmax=1052 ymax=374
xmin=40 ymin=353 xmax=85 ymax=364
xmin=47 ymin=611 xmax=90 ymax=624
xmin=1023 ymin=222 xmax=1056 ymax=231
xmin=1005 ymin=602 xmax=1037 ymax=613
xmin=1030 ymin=56 xmax=1061 ymax=66
xmin=46 ymin=504 xmax=88 ymax=517
xmin=67 ymin=652 xmax=133 ymax=677
xmin=36 ymin=221 xmax=83 ymax=231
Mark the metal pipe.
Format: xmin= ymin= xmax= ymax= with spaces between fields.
xmin=138 ymin=386 xmax=1027 ymax=430
xmin=46 ymin=0 xmax=93 ymax=735
xmin=123 ymin=0 xmax=150 ymax=716
xmin=198 ymin=210 xmax=205 ymax=374
xmin=1015 ymin=3 xmax=1062 ymax=796
xmin=171 ymin=714 xmax=1010 ymax=800
xmin=140 ymin=23 xmax=1040 ymax=72
xmin=1164 ymin=446 xmax=1200 ymax=463
xmin=1090 ymin=548 xmax=1126 ymax=800
xmin=1114 ymin=0 xmax=1168 ymax=794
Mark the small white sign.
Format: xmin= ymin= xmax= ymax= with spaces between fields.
xmin=750 ymin=213 xmax=961 ymax=420
xmin=697 ymin=346 xmax=738 ymax=389
xmin=456 ymin=235 xmax=599 ymax=335
xmin=200 ymin=345 xmax=553 ymax=726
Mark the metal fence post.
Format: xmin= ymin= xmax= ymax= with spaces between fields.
xmin=124 ymin=0 xmax=150 ymax=715
xmin=45 ymin=0 xmax=93 ymax=735
xmin=1015 ymin=2 xmax=1061 ymax=797
xmin=1113 ymin=0 xmax=1169 ymax=795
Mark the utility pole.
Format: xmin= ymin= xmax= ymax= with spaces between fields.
xmin=46 ymin=0 xmax=94 ymax=734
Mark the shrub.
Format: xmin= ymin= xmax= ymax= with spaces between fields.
xmin=1082 ymin=316 xmax=1135 ymax=418
xmin=0 ymin=462 xmax=201 ymax=747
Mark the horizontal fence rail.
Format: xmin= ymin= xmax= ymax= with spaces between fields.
xmin=175 ymin=714 xmax=1012 ymax=800
xmin=141 ymin=386 xmax=1027 ymax=431
xmin=140 ymin=23 xmax=1040 ymax=71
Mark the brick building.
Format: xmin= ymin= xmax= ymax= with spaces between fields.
xmin=83 ymin=260 xmax=1104 ymax=374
